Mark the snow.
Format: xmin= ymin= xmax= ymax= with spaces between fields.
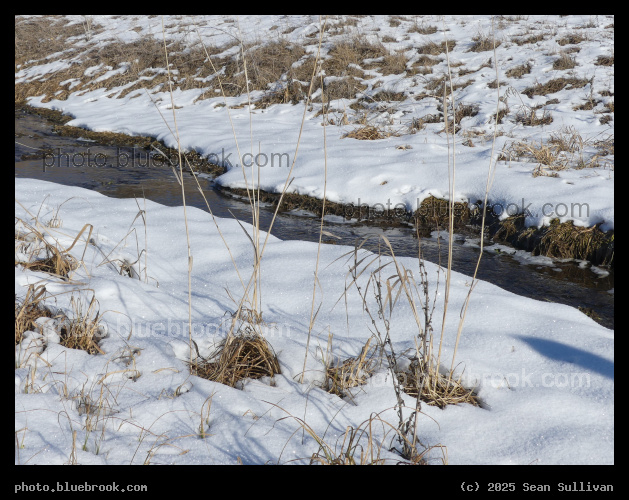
xmin=14 ymin=178 xmax=613 ymax=465
xmin=15 ymin=14 xmax=613 ymax=466
xmin=19 ymin=14 xmax=614 ymax=231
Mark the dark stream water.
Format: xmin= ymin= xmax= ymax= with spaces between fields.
xmin=15 ymin=108 xmax=614 ymax=329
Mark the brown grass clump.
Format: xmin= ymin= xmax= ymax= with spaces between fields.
xmin=15 ymin=16 xmax=86 ymax=67
xmin=502 ymin=128 xmax=608 ymax=171
xmin=379 ymin=52 xmax=408 ymax=75
xmin=322 ymin=77 xmax=367 ymax=103
xmin=15 ymin=285 xmax=53 ymax=346
xmin=552 ymin=53 xmax=577 ymax=70
xmin=515 ymin=107 xmax=553 ymax=126
xmin=468 ymin=33 xmax=500 ymax=53
xmin=407 ymin=24 xmax=438 ymax=35
xmin=506 ymin=62 xmax=532 ymax=79
xmin=59 ymin=295 xmax=105 ymax=355
xmin=416 ymin=40 xmax=456 ymax=56
xmin=540 ymin=219 xmax=611 ymax=263
xmin=15 ymin=287 xmax=105 ymax=355
xmin=388 ymin=15 xmax=407 ymax=28
xmin=512 ymin=34 xmax=545 ymax=46
xmin=343 ymin=125 xmax=387 ymax=140
xmin=501 ymin=139 xmax=566 ymax=169
xmin=398 ymin=358 xmax=479 ymax=409
xmin=523 ymin=77 xmax=590 ymax=98
xmin=557 ymin=33 xmax=586 ymax=46
xmin=325 ymin=38 xmax=388 ymax=74
xmin=192 ymin=331 xmax=281 ymax=388
xmin=595 ymin=55 xmax=614 ymax=66
xmin=15 ymin=218 xmax=86 ymax=279
xmin=323 ymin=339 xmax=376 ymax=399
xmin=375 ymin=90 xmax=406 ymax=102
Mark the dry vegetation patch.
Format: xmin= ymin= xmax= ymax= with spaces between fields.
xmin=505 ymin=62 xmax=532 ymax=78
xmin=344 ymin=125 xmax=388 ymax=140
xmin=398 ymin=358 xmax=479 ymax=408
xmin=15 ymin=285 xmax=54 ymax=346
xmin=552 ymin=53 xmax=577 ymax=70
xmin=416 ymin=40 xmax=456 ymax=56
xmin=523 ymin=77 xmax=589 ymax=97
xmin=595 ymin=54 xmax=614 ymax=66
xmin=557 ymin=33 xmax=586 ymax=46
xmin=191 ymin=331 xmax=281 ymax=388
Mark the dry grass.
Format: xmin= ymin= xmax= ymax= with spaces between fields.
xmin=15 ymin=218 xmax=87 ymax=279
xmin=321 ymin=77 xmax=367 ymax=103
xmin=468 ymin=32 xmax=500 ymax=53
xmin=595 ymin=54 xmax=614 ymax=66
xmin=523 ymin=77 xmax=590 ymax=98
xmin=416 ymin=40 xmax=456 ymax=56
xmin=407 ymin=23 xmax=438 ymax=35
xmin=398 ymin=358 xmax=479 ymax=408
xmin=552 ymin=52 xmax=577 ymax=70
xmin=325 ymin=37 xmax=388 ymax=73
xmin=15 ymin=285 xmax=53 ymax=346
xmin=388 ymin=15 xmax=407 ymax=28
xmin=343 ymin=125 xmax=388 ymax=140
xmin=59 ymin=295 xmax=105 ymax=355
xmin=191 ymin=330 xmax=281 ymax=388
xmin=512 ymin=33 xmax=545 ymax=45
xmin=515 ymin=107 xmax=553 ymax=126
xmin=557 ymin=33 xmax=586 ymax=46
xmin=500 ymin=127 xmax=609 ymax=171
xmin=506 ymin=62 xmax=532 ymax=79
xmin=15 ymin=287 xmax=105 ymax=356
xmin=540 ymin=219 xmax=611 ymax=263
xmin=501 ymin=139 xmax=566 ymax=170
xmin=379 ymin=52 xmax=408 ymax=75
xmin=15 ymin=16 xmax=87 ymax=67
xmin=322 ymin=338 xmax=376 ymax=399
xmin=274 ymin=404 xmax=446 ymax=465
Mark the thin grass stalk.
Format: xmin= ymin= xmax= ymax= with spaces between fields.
xmin=161 ymin=17 xmax=193 ymax=366
xmin=449 ymin=18 xmax=500 ymax=375
xmin=300 ymin=15 xmax=329 ymax=383
xmin=435 ymin=17 xmax=457 ymax=379
xmin=219 ymin=16 xmax=328 ymax=341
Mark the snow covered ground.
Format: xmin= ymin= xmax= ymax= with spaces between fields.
xmin=17 ymin=14 xmax=614 ymax=230
xmin=15 ymin=179 xmax=613 ymax=464
xmin=15 ymin=15 xmax=613 ymax=466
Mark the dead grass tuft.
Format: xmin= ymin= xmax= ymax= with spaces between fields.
xmin=15 ymin=16 xmax=88 ymax=67
xmin=468 ymin=33 xmax=500 ymax=53
xmin=325 ymin=37 xmax=388 ymax=74
xmin=512 ymin=34 xmax=545 ymax=46
xmin=59 ymin=295 xmax=105 ymax=355
xmin=416 ymin=40 xmax=456 ymax=56
xmin=515 ymin=107 xmax=553 ymax=126
xmin=191 ymin=331 xmax=281 ymax=388
xmin=321 ymin=77 xmax=367 ymax=103
xmin=398 ymin=358 xmax=479 ymax=409
xmin=523 ymin=77 xmax=590 ymax=98
xmin=557 ymin=33 xmax=586 ymax=46
xmin=552 ymin=53 xmax=577 ymax=70
xmin=506 ymin=62 xmax=532 ymax=79
xmin=323 ymin=339 xmax=376 ymax=399
xmin=343 ymin=125 xmax=388 ymax=140
xmin=15 ymin=218 xmax=85 ymax=279
xmin=540 ymin=219 xmax=611 ymax=264
xmin=15 ymin=285 xmax=53 ymax=346
xmin=595 ymin=54 xmax=614 ymax=66
xmin=407 ymin=24 xmax=438 ymax=35
xmin=379 ymin=52 xmax=408 ymax=75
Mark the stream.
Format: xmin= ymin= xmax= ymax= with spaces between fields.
xmin=15 ymin=107 xmax=614 ymax=329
